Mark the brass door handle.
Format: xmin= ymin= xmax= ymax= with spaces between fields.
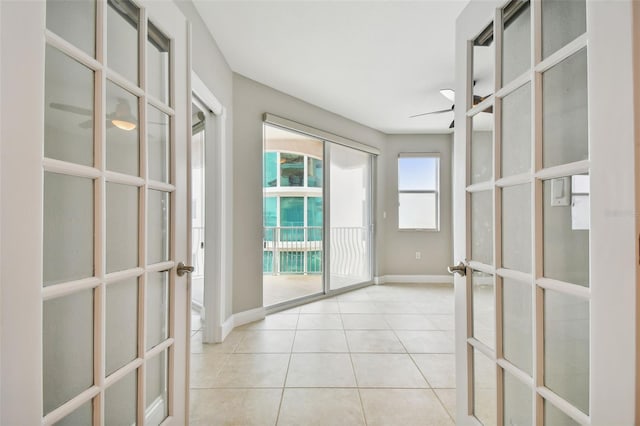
xmin=447 ymin=261 xmax=467 ymax=277
xmin=176 ymin=262 xmax=195 ymax=277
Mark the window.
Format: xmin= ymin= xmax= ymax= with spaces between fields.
xmin=398 ymin=154 xmax=439 ymax=230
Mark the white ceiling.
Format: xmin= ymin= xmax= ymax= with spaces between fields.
xmin=193 ymin=0 xmax=470 ymax=134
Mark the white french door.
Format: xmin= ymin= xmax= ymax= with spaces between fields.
xmin=1 ymin=0 xmax=190 ymax=424
xmin=453 ymin=0 xmax=637 ymax=425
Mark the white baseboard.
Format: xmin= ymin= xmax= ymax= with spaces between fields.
xmin=145 ymin=396 xmax=166 ymax=426
xmin=219 ymin=307 xmax=266 ymax=341
xmin=375 ymin=275 xmax=453 ymax=284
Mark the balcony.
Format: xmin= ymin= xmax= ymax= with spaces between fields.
xmin=263 ymin=226 xmax=371 ymax=306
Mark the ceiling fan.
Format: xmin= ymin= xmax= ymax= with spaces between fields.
xmin=49 ymin=98 xmax=151 ymax=131
xmin=409 ymin=88 xmax=491 ymax=128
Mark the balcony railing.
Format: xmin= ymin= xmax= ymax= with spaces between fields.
xmin=263 ymin=226 xmax=370 ymax=277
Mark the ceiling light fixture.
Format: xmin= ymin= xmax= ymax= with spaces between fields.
xmin=111 ymin=99 xmax=137 ymax=131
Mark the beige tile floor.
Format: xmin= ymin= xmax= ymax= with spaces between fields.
xmin=190 ymin=282 xmax=456 ymax=426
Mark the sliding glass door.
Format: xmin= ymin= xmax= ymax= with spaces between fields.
xmin=328 ymin=143 xmax=373 ymax=290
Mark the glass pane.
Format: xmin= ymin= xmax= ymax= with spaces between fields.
xmin=503 ymin=278 xmax=532 ymax=375
xmin=148 ymin=105 xmax=170 ymax=183
xmin=502 ymin=184 xmax=531 ymax=273
xmin=543 ymin=176 xmax=589 ymax=286
xmin=398 ymin=156 xmax=437 ymax=190
xmin=45 ymin=46 xmax=94 ymax=166
xmin=471 ymin=190 xmax=493 ymax=265
xmin=264 ymin=152 xmax=278 ymax=187
xmin=46 ymin=0 xmax=95 ymax=57
xmin=44 ymin=173 xmax=94 ymax=286
xmin=471 ymin=110 xmax=494 ymax=184
xmin=545 ymin=400 xmax=581 ymax=426
xmin=502 ymin=1 xmax=530 ymax=85
xmin=106 ymin=278 xmax=138 ymax=375
xmin=280 ymin=153 xmax=304 ymax=187
xmin=148 ymin=190 xmax=170 ymax=264
xmin=146 ymin=271 xmax=169 ymax=350
xmin=541 ymin=0 xmax=586 ymax=59
xmin=307 ymin=196 xmax=323 ymax=241
xmin=106 ymin=81 xmax=140 ymax=175
xmin=472 ymin=271 xmax=495 ymax=349
xmin=43 ymin=289 xmax=94 ymax=415
xmin=307 ymin=250 xmax=322 ymax=274
xmin=147 ymin=21 xmax=170 ymax=104
xmin=544 ymin=290 xmax=589 ymax=414
xmin=107 ymin=0 xmax=139 ymax=84
xmin=330 ymin=144 xmax=372 ymax=290
xmin=473 ymin=348 xmax=497 ymax=426
xmin=504 ymin=371 xmax=532 ymax=426
xmin=542 ymin=49 xmax=588 ymax=168
xmin=105 ymin=370 xmax=137 ymax=426
xmin=106 ymin=183 xmax=139 ymax=273
xmin=398 ymin=193 xmax=437 ymax=230
xmin=307 ymin=157 xmax=323 ymax=187
xmin=501 ymin=83 xmax=531 ymax=177
xmin=472 ymin=23 xmax=495 ymax=109
xmin=54 ymin=400 xmax=93 ymax=426
xmin=280 ymin=197 xmax=304 ymax=241
xmin=145 ymin=350 xmax=169 ymax=425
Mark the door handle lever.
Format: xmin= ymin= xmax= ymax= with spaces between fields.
xmin=447 ymin=261 xmax=467 ymax=277
xmin=176 ymin=262 xmax=195 ymax=277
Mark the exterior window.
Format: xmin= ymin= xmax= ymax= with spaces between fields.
xmin=280 ymin=153 xmax=304 ymax=186
xmin=263 ymin=197 xmax=277 ymax=241
xmin=307 ymin=157 xmax=323 ymax=187
xmin=264 ymin=152 xmax=277 ymax=187
xmin=307 ymin=196 xmax=323 ymax=241
xmin=280 ymin=197 xmax=304 ymax=241
xmin=398 ymin=154 xmax=440 ymax=230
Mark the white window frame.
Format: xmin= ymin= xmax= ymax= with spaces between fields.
xmin=397 ymin=153 xmax=441 ymax=231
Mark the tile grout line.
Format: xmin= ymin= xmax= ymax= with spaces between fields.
xmin=274 ymin=311 xmax=300 ymax=425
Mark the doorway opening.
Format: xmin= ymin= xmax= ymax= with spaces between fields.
xmin=191 ymin=101 xmax=206 ymax=329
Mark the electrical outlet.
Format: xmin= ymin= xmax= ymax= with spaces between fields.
xmin=415 ymin=251 xmax=421 ymax=260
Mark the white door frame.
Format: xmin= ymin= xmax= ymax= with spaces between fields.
xmin=189 ymin=70 xmax=230 ymax=344
xmin=453 ymin=0 xmax=638 ymax=424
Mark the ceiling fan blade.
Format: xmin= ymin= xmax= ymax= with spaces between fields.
xmin=449 ymin=120 xmax=455 ymax=129
xmin=409 ymin=108 xmax=452 ymax=118
xmin=440 ymin=88 xmax=455 ymax=102
xmin=49 ymin=103 xmax=92 ymax=116
xmin=78 ymin=119 xmax=93 ymax=129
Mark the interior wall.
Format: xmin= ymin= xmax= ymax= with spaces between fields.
xmin=174 ymin=0 xmax=235 ymax=321
xmin=382 ymin=134 xmax=453 ymax=276
xmin=232 ymin=73 xmax=387 ymax=314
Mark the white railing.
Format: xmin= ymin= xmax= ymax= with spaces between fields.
xmin=263 ymin=226 xmax=370 ymax=277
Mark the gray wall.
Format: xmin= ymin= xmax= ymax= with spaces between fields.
xmin=232 ymin=74 xmax=388 ymax=314
xmin=382 ymin=134 xmax=453 ymax=276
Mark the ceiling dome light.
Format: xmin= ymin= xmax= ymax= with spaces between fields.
xmin=111 ymin=119 xmax=137 ymax=131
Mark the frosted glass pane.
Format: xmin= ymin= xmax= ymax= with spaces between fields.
xmin=43 ymin=289 xmax=93 ymax=415
xmin=503 ymin=278 xmax=532 ymax=374
xmin=542 ymin=49 xmax=588 ymax=168
xmin=148 ymin=105 xmax=170 ymax=183
xmin=45 ymin=46 xmax=94 ymax=166
xmin=55 ymin=400 xmax=93 ymax=426
xmin=541 ymin=0 xmax=586 ymax=59
xmin=473 ymin=349 xmax=497 ymax=426
xmin=502 ymin=184 xmax=531 ymax=273
xmin=398 ymin=193 xmax=437 ymax=230
xmin=44 ymin=172 xmax=94 ymax=286
xmin=107 ymin=0 xmax=139 ymax=85
xmin=146 ymin=350 xmax=168 ymax=425
xmin=502 ymin=1 xmax=530 ymax=85
xmin=398 ymin=156 xmax=438 ymax=190
xmin=146 ymin=271 xmax=169 ymax=350
xmin=148 ymin=190 xmax=170 ymax=264
xmin=47 ymin=0 xmax=95 ymax=57
xmin=472 ymin=271 xmax=494 ymax=349
xmin=504 ymin=371 xmax=532 ymax=426
xmin=106 ymin=278 xmax=138 ymax=375
xmin=471 ymin=190 xmax=493 ymax=265
xmin=543 ymin=176 xmax=589 ymax=286
xmin=471 ymin=113 xmax=493 ymax=184
xmin=473 ymin=24 xmax=494 ymax=108
xmin=501 ymin=83 xmax=531 ymax=177
xmin=106 ymin=81 xmax=140 ymax=175
xmin=544 ymin=290 xmax=589 ymax=414
xmin=148 ymin=22 xmax=170 ymax=104
xmin=545 ymin=400 xmax=581 ymax=426
xmin=105 ymin=371 xmax=137 ymax=426
xmin=106 ymin=183 xmax=139 ymax=273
